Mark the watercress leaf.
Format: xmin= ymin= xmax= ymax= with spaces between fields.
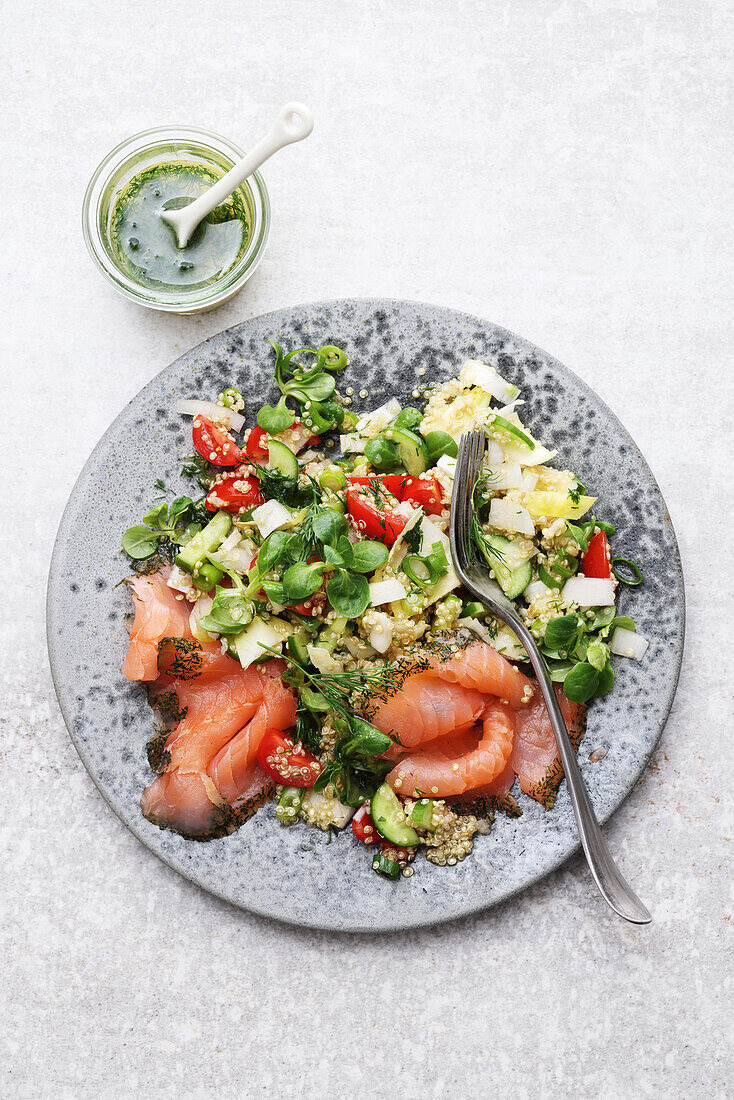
xmin=301 ymin=685 xmax=331 ymax=713
xmin=336 ymin=539 xmax=356 ymax=567
xmin=587 ymin=640 xmax=610 ymax=672
xmin=312 ymin=508 xmax=346 ymax=547
xmin=566 ymin=520 xmax=593 ymax=553
xmin=596 ymin=661 xmax=615 ymax=695
xmin=285 ymin=372 xmax=336 ymax=401
xmin=199 ymin=591 xmax=254 ymax=636
xmin=282 ymin=561 xmax=326 ymax=601
xmin=610 ymin=615 xmax=636 ymax=632
xmin=122 ymin=526 xmax=160 ymax=559
xmin=545 ymin=659 xmax=575 ymax=683
xmin=262 ymin=580 xmax=288 ymax=605
xmin=143 ymin=502 xmax=168 ymax=527
xmin=364 ymin=436 xmax=400 ymax=472
xmin=588 ymin=606 xmax=616 ymax=632
xmin=326 ymin=569 xmax=370 ymax=618
xmin=258 ymin=530 xmax=293 ymax=573
xmin=169 ymin=495 xmax=195 ymax=526
xmin=322 ymin=544 xmax=345 ymax=567
xmin=392 ymin=407 xmax=423 ymax=431
xmin=257 ymin=396 xmax=295 ymax=434
xmin=424 ymin=430 xmax=458 ymax=463
xmin=544 ymin=614 xmax=580 ymax=652
xmin=318 ymin=399 xmax=344 ymax=426
xmin=349 ymin=539 xmax=389 ymax=574
xmin=562 ymin=661 xmax=600 ymax=703
xmin=340 ymin=719 xmax=393 ymax=757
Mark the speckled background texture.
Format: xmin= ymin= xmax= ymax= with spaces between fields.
xmin=3 ymin=1 xmax=732 ymax=1096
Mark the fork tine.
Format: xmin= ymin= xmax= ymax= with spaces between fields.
xmin=451 ymin=430 xmax=485 ymax=568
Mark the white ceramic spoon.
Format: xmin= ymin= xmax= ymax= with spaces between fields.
xmin=160 ymin=102 xmax=314 ymax=248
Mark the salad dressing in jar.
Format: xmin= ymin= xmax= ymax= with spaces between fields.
xmin=83 ymin=127 xmax=270 ymax=314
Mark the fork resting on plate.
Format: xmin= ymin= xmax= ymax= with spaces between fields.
xmin=450 ymin=430 xmax=651 ymax=924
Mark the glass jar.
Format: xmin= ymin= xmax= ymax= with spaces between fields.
xmin=82 ymin=126 xmax=270 ymax=314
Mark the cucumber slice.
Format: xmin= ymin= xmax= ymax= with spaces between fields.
xmin=477 ymin=533 xmax=532 ymax=599
xmin=267 ymin=439 xmax=299 ymax=481
xmin=175 ymin=510 xmax=232 ymax=575
xmin=410 ymin=798 xmax=435 ymax=830
xmin=287 ymin=633 xmax=310 ymax=666
xmin=371 ymin=782 xmax=420 ymax=846
xmin=389 ymin=428 xmax=429 ymax=475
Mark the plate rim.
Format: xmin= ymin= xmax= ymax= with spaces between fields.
xmin=46 ymin=296 xmax=685 ymax=931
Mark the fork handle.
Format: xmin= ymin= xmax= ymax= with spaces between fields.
xmin=506 ymin=614 xmax=652 ymax=923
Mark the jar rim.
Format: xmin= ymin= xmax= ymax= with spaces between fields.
xmin=82 ymin=126 xmax=270 ymax=313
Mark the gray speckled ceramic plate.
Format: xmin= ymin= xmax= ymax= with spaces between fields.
xmin=47 ymin=298 xmax=684 ymax=932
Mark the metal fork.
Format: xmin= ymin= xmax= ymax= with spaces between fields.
xmin=450 ymin=430 xmax=651 ymax=924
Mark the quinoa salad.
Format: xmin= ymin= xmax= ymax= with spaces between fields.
xmin=120 ymin=341 xmax=647 ymax=881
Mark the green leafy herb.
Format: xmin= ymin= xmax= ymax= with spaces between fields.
xmin=122 ymin=496 xmax=204 ymax=561
xmin=257 ymin=395 xmax=296 ymax=434
xmin=364 ymin=435 xmax=400 ymax=471
xmin=198 ymin=588 xmax=255 ymax=636
xmin=562 ymin=660 xmax=600 ymax=703
xmin=349 ymin=540 xmax=389 ymax=574
xmin=282 ymin=561 xmax=326 ymax=602
xmin=424 ymin=430 xmax=458 ymax=464
xmin=122 ymin=526 xmax=160 ymax=560
xmin=326 ymin=570 xmax=370 ymax=617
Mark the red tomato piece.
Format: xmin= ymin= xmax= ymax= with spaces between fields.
xmin=582 ymin=530 xmax=612 ymax=579
xmin=399 ymin=474 xmax=444 ymax=516
xmin=352 ymin=802 xmax=381 ymax=844
xmin=257 ymin=730 xmax=322 ymax=787
xmin=192 ymin=415 xmax=244 ymax=467
xmin=244 ymin=425 xmax=270 ymax=460
xmin=380 ymin=840 xmax=417 ymax=866
xmin=348 ymin=474 xmax=409 ymax=496
xmin=346 ymin=484 xmax=407 ymax=546
xmin=204 ymin=470 xmax=263 ymax=513
xmin=348 ymin=473 xmax=444 ymax=516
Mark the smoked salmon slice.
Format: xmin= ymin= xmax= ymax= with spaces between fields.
xmin=141 ymin=657 xmax=295 ymax=838
xmin=121 ymin=570 xmax=193 ymax=681
xmin=370 ymin=674 xmax=488 ymax=748
xmin=368 ymin=640 xmax=534 ymax=749
xmin=387 ymin=702 xmax=515 ymax=799
xmin=511 ymin=687 xmax=585 ymax=809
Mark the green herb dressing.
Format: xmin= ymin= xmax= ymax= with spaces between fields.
xmin=110 ymin=161 xmax=251 ymax=292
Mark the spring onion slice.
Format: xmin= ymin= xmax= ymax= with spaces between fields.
xmin=611 ymin=557 xmax=643 ymax=586
xmin=488 ymin=413 xmax=535 ymax=450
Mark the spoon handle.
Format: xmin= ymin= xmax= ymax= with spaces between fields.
xmin=509 ymin=613 xmax=652 ymax=923
xmin=170 ymin=102 xmax=313 ymax=244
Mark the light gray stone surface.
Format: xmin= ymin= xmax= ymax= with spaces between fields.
xmin=2 ymin=1 xmax=732 ymax=1096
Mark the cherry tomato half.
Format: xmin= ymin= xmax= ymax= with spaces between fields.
xmin=582 ymin=530 xmax=612 ymax=579
xmin=256 ymin=730 xmax=322 ymax=787
xmin=204 ymin=470 xmax=263 ymax=513
xmin=346 ymin=484 xmax=407 ymax=546
xmin=348 ymin=473 xmax=444 ymax=516
xmin=245 ymin=426 xmax=270 ymax=460
xmin=352 ymin=802 xmax=381 ymax=844
xmin=192 ymin=415 xmax=244 ymax=467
